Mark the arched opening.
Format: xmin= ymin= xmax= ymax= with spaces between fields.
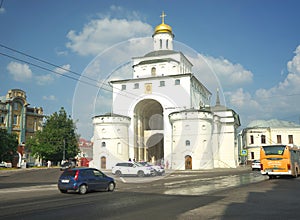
xmin=151 ymin=67 xmax=156 ymax=76
xmin=134 ymin=99 xmax=164 ymax=163
xmin=146 ymin=133 xmax=164 ymax=165
xmin=101 ymin=156 xmax=106 ymax=169
xmin=185 ymin=155 xmax=192 ymax=170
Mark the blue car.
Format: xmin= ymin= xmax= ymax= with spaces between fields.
xmin=58 ymin=167 xmax=116 ymax=194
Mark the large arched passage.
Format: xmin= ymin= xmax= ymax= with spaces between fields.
xmin=134 ymin=99 xmax=164 ymax=163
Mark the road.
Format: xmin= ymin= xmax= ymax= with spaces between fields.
xmin=0 ymin=167 xmax=300 ymax=219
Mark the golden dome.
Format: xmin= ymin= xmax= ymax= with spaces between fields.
xmin=153 ymin=11 xmax=174 ymax=36
xmin=154 ymin=23 xmax=173 ymax=34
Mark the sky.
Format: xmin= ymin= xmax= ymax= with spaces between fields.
xmin=1 ymin=0 xmax=300 ymax=140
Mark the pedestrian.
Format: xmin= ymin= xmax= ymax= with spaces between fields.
xmin=47 ymin=160 xmax=51 ymax=168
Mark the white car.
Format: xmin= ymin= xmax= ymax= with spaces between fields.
xmin=137 ymin=162 xmax=165 ymax=176
xmin=112 ymin=162 xmax=154 ymax=177
xmin=251 ymin=160 xmax=261 ymax=171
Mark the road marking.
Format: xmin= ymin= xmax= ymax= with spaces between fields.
xmin=0 ymin=184 xmax=57 ymax=194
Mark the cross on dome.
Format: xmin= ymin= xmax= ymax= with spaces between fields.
xmin=160 ymin=11 xmax=166 ymax=24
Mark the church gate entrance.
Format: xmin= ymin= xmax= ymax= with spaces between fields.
xmin=134 ymin=99 xmax=164 ymax=164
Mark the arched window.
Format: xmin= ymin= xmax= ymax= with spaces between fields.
xmin=261 ymin=135 xmax=266 ymax=144
xmin=166 ymin=39 xmax=169 ymax=49
xmin=101 ymin=142 xmax=106 ymax=147
xmin=186 ymin=140 xmax=190 ymax=146
xmin=160 ymin=39 xmax=162 ymax=49
xmin=151 ymin=67 xmax=156 ymax=76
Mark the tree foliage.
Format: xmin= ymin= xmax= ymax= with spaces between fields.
xmin=27 ymin=107 xmax=79 ymax=163
xmin=0 ymin=129 xmax=18 ymax=162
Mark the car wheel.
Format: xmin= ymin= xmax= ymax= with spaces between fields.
xmin=107 ymin=182 xmax=115 ymax=192
xmin=59 ymin=189 xmax=67 ymax=193
xmin=115 ymin=170 xmax=122 ymax=177
xmin=137 ymin=170 xmax=144 ymax=177
xmin=78 ymin=184 xmax=88 ymax=195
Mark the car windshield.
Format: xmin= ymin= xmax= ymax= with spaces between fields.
xmin=262 ymin=145 xmax=286 ymax=155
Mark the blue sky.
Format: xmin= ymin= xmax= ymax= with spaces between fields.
xmin=1 ymin=0 xmax=300 ymax=139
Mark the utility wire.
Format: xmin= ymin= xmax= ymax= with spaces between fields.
xmin=0 ymin=44 xmax=141 ymax=99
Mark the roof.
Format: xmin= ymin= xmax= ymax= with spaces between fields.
xmin=247 ymin=119 xmax=300 ymax=128
xmin=144 ymin=50 xmax=178 ymax=57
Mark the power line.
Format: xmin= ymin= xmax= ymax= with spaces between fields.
xmin=0 ymin=44 xmax=141 ymax=100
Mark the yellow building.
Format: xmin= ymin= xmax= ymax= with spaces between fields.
xmin=0 ymin=89 xmax=44 ymax=144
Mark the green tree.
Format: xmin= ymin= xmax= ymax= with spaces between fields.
xmin=27 ymin=107 xmax=79 ymax=163
xmin=0 ymin=129 xmax=18 ymax=162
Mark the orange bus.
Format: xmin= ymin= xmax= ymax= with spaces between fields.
xmin=260 ymin=144 xmax=300 ymax=179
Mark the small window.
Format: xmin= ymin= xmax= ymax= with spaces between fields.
xmin=249 ymin=135 xmax=254 ymax=144
xmin=288 ymin=135 xmax=293 ymax=144
xmin=101 ymin=142 xmax=106 ymax=147
xmin=121 ymin=85 xmax=126 ymax=90
xmin=13 ymin=115 xmax=18 ymax=125
xmin=160 ymin=81 xmax=165 ymax=87
xmin=0 ymin=114 xmax=4 ymax=123
xmin=151 ymin=67 xmax=156 ymax=76
xmin=160 ymin=39 xmax=162 ymax=49
xmin=277 ymin=135 xmax=282 ymax=144
xmin=13 ymin=102 xmax=18 ymax=110
xmin=251 ymin=152 xmax=254 ymax=160
xmin=175 ymin=79 xmax=180 ymax=85
xmin=134 ymin=83 xmax=139 ymax=89
xmin=166 ymin=39 xmax=169 ymax=49
xmin=261 ymin=135 xmax=266 ymax=144
xmin=186 ymin=140 xmax=190 ymax=146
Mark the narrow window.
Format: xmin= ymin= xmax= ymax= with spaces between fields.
xmin=13 ymin=115 xmax=18 ymax=125
xmin=288 ymin=135 xmax=293 ymax=144
xmin=250 ymin=135 xmax=254 ymax=144
xmin=175 ymin=79 xmax=180 ymax=85
xmin=160 ymin=39 xmax=162 ymax=49
xmin=13 ymin=102 xmax=18 ymax=110
xmin=186 ymin=140 xmax=190 ymax=146
xmin=277 ymin=135 xmax=282 ymax=144
xmin=0 ymin=114 xmax=4 ymax=123
xmin=166 ymin=39 xmax=169 ymax=49
xmin=251 ymin=152 xmax=254 ymax=160
xmin=151 ymin=67 xmax=156 ymax=76
xmin=261 ymin=135 xmax=266 ymax=144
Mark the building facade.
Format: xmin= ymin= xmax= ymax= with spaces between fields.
xmin=242 ymin=119 xmax=300 ymax=162
xmin=92 ymin=13 xmax=241 ymax=170
xmin=0 ymin=89 xmax=44 ymax=167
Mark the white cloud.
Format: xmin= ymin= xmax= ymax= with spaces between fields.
xmin=225 ymin=45 xmax=300 ymax=126
xmin=35 ymin=74 xmax=54 ymax=85
xmin=42 ymin=95 xmax=57 ymax=101
xmin=54 ymin=64 xmax=71 ymax=76
xmin=205 ymin=56 xmax=253 ymax=87
xmin=287 ymin=45 xmax=300 ymax=74
xmin=7 ymin=61 xmax=32 ymax=82
xmin=0 ymin=7 xmax=5 ymax=14
xmin=66 ymin=18 xmax=153 ymax=56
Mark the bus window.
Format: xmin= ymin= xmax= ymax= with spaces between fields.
xmin=262 ymin=145 xmax=285 ymax=155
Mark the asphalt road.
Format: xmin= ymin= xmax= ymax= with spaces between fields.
xmin=0 ymin=167 xmax=299 ymax=219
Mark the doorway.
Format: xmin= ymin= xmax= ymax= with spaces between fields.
xmin=185 ymin=155 xmax=192 ymax=170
